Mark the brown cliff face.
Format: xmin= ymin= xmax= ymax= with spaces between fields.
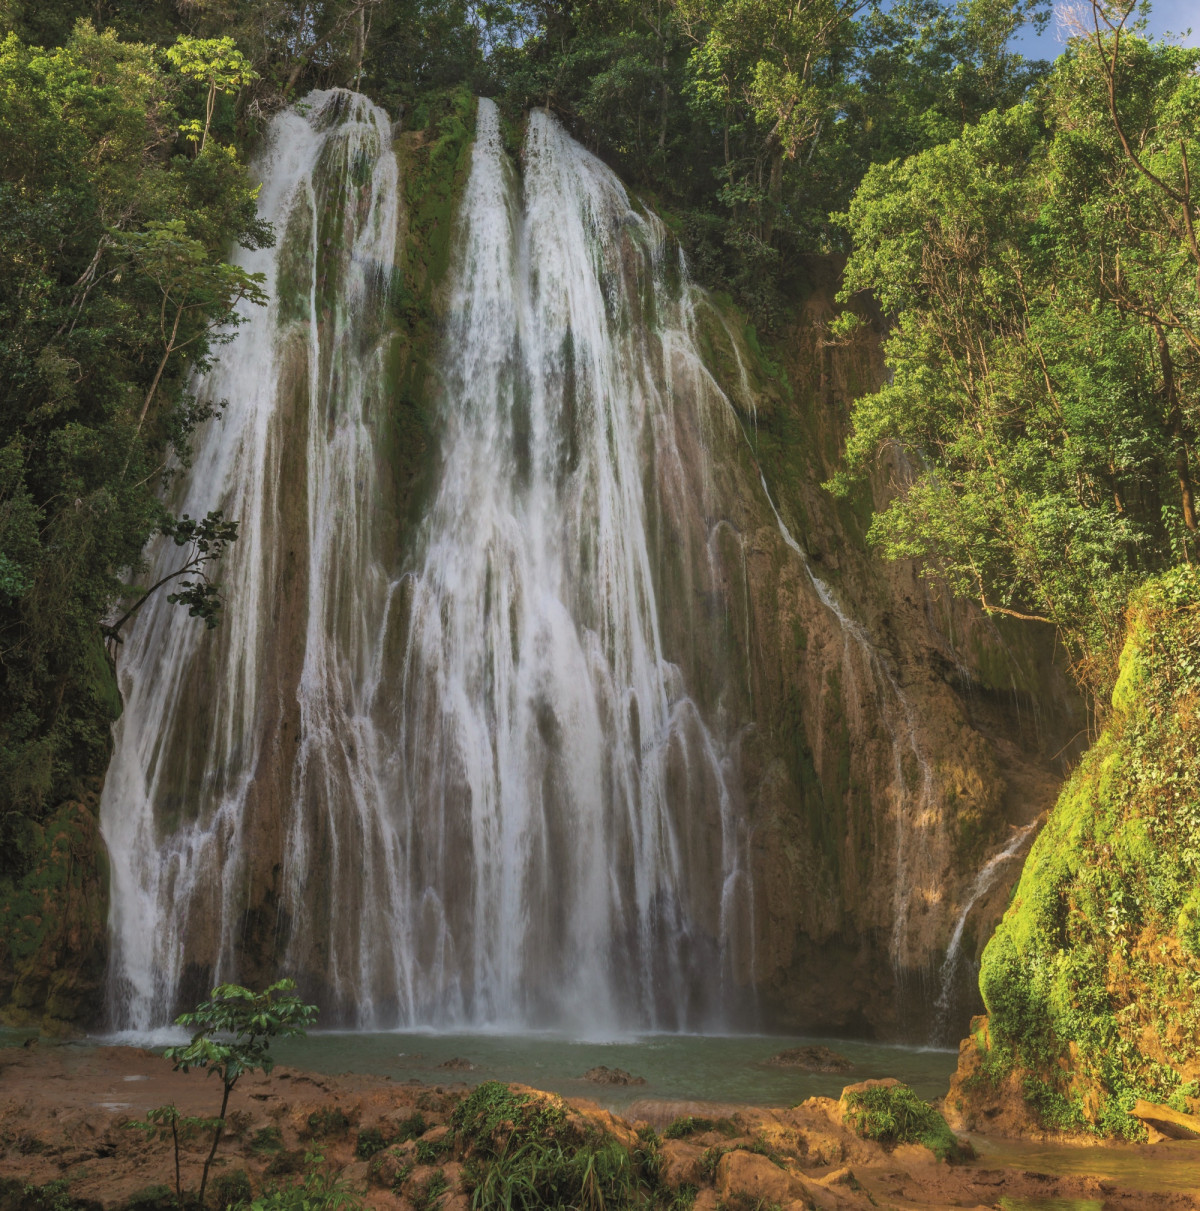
xmin=683 ymin=261 xmax=1083 ymax=1038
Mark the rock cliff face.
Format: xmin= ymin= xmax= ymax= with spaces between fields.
xmin=5 ymin=98 xmax=1084 ymax=1037
xmin=946 ymin=567 xmax=1200 ymax=1137
xmin=661 ymin=259 xmax=1083 ymax=1038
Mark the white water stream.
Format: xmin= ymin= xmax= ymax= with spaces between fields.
xmin=101 ymin=94 xmax=753 ymax=1033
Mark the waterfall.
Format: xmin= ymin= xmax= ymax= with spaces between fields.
xmin=101 ymin=93 xmax=754 ymax=1034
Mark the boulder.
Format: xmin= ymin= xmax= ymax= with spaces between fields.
xmin=715 ymin=1151 xmax=791 ymax=1205
xmin=766 ymin=1046 xmax=852 ymax=1073
xmin=580 ymin=1066 xmax=645 ymax=1086
xmin=338 ymin=1161 xmax=370 ymax=1189
xmin=657 ymin=1140 xmax=705 ymax=1189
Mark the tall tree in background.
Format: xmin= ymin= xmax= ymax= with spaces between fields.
xmin=0 ymin=22 xmax=267 ymax=865
xmin=832 ymin=2 xmax=1198 ymax=702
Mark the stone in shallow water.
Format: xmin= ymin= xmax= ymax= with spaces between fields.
xmin=765 ymin=1046 xmax=852 ymax=1073
xmin=436 ymin=1057 xmax=475 ymax=1071
xmin=581 ymin=1065 xmax=646 ymax=1086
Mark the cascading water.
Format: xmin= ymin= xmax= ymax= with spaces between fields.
xmin=101 ymin=93 xmax=755 ymax=1033
xmin=102 ymin=90 xmax=403 ymax=1030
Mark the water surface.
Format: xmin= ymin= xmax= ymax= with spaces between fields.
xmin=267 ymin=1031 xmax=957 ymax=1111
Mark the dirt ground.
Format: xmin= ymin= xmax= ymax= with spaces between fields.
xmin=1 ymin=1043 xmax=1197 ymax=1211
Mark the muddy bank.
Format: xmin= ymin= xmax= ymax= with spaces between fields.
xmin=1 ymin=1046 xmax=1198 ymax=1211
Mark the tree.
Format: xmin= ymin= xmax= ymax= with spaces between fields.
xmin=157 ymin=980 xmax=319 ymax=1207
xmin=0 ymin=22 xmax=266 ymax=871
xmin=164 ymin=35 xmax=259 ymax=152
xmin=832 ymin=23 xmax=1200 ymax=702
xmin=102 ymin=511 xmax=239 ymax=644
xmin=116 ymin=218 xmax=266 ymax=464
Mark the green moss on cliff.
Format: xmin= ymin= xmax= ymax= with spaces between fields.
xmin=383 ymin=86 xmax=476 ymax=527
xmin=0 ymin=796 xmax=110 ymax=1031
xmin=975 ymin=566 xmax=1200 ymax=1137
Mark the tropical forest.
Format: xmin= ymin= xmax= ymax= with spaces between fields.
xmin=0 ymin=0 xmax=1198 ymax=1207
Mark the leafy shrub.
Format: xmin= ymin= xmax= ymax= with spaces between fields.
xmin=238 ymin=1152 xmax=363 ymax=1211
xmin=662 ymin=1117 xmax=715 ymax=1140
xmin=354 ymin=1128 xmax=386 ymax=1160
xmin=250 ymin=1127 xmax=284 ymax=1156
xmin=414 ymin=1136 xmax=447 ymax=1165
xmin=211 ymin=1169 xmax=252 ymax=1210
xmin=264 ymin=1151 xmax=306 ymax=1177
xmin=447 ymin=1081 xmax=660 ymax=1210
xmin=391 ymin=1112 xmax=427 ymax=1142
xmin=410 ymin=1170 xmax=447 ymax=1211
xmin=120 ymin=1185 xmax=173 ymax=1211
xmin=305 ymin=1109 xmax=349 ymax=1140
xmin=842 ymin=1084 xmax=964 ymax=1162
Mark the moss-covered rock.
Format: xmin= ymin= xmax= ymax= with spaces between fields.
xmin=954 ymin=566 xmax=1200 ymax=1137
xmin=0 ymin=793 xmax=110 ymax=1031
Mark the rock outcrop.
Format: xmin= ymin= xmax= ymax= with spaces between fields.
xmin=946 ymin=568 xmax=1200 ymax=1137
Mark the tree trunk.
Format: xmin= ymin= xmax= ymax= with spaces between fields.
xmin=1154 ymin=319 xmax=1197 ymax=533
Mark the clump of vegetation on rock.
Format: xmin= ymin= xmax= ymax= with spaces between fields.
xmin=446 ymin=1081 xmax=665 ymax=1210
xmin=842 ymin=1083 xmax=964 ymax=1162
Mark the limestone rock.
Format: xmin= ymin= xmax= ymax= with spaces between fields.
xmin=715 ymin=1151 xmax=791 ymax=1205
xmin=657 ymin=1140 xmax=705 ymax=1189
xmin=766 ymin=1046 xmax=851 ymax=1073
xmin=338 ymin=1160 xmax=369 ymax=1188
xmin=797 ymin=1128 xmax=845 ymax=1167
xmin=580 ymin=1065 xmax=645 ymax=1086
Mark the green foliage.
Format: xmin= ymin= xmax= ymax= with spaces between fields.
xmin=410 ymin=1170 xmax=447 ymax=1211
xmin=18 ymin=1180 xmax=72 ymax=1211
xmin=445 ymin=1081 xmax=669 ymax=1210
xmin=0 ymin=20 xmax=265 ymax=891
xmin=842 ymin=1084 xmax=964 ymax=1162
xmin=662 ymin=1116 xmax=715 ymax=1140
xmin=481 ymin=0 xmax=1049 ymax=326
xmin=304 ymin=1109 xmax=350 ymax=1141
xmin=833 ymin=24 xmax=1200 ymax=702
xmin=238 ymin=1150 xmax=364 ymax=1211
xmin=661 ymin=1116 xmax=738 ymax=1140
xmin=414 ymin=1136 xmax=447 ymax=1165
xmin=391 ymin=1111 xmax=428 ymax=1142
xmin=353 ymin=1128 xmax=386 ymax=1160
xmin=164 ymin=36 xmax=257 ymax=151
xmin=168 ymin=979 xmax=317 ymax=1084
xmin=978 ymin=566 xmax=1200 ymax=1136
xmin=211 ymin=1170 xmax=253 ymax=1211
xmin=132 ymin=981 xmax=318 ymax=1207
xmin=250 ymin=1127 xmax=285 ymax=1156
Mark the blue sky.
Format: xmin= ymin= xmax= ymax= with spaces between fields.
xmin=1012 ymin=0 xmax=1199 ymax=57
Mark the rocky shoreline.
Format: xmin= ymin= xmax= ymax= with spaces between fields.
xmin=2 ymin=1044 xmax=1198 ymax=1211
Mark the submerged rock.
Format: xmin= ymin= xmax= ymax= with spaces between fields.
xmin=436 ymin=1057 xmax=475 ymax=1071
xmin=766 ymin=1045 xmax=852 ymax=1073
xmin=580 ymin=1065 xmax=645 ymax=1086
